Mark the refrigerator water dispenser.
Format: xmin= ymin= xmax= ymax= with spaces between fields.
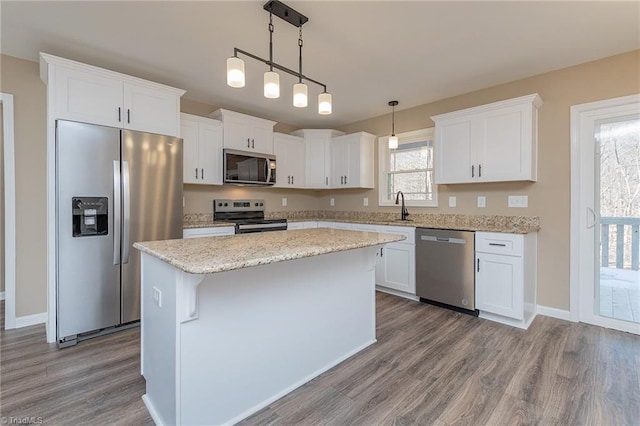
xmin=72 ymin=196 xmax=108 ymax=237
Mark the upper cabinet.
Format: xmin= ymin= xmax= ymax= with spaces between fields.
xmin=181 ymin=113 xmax=223 ymax=185
xmin=331 ymin=132 xmax=376 ymax=189
xmin=432 ymin=94 xmax=542 ymax=184
xmin=210 ymin=109 xmax=276 ymax=155
xmin=273 ymin=133 xmax=305 ymax=188
xmin=40 ymin=53 xmax=185 ymax=137
xmin=292 ymin=129 xmax=345 ymax=189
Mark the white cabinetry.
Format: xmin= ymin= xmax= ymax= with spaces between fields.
xmin=475 ymin=232 xmax=537 ymax=329
xmin=183 ymin=227 xmax=235 ymax=238
xmin=319 ymin=221 xmax=417 ymax=299
xmin=181 ymin=113 xmax=223 ymax=185
xmin=432 ymin=94 xmax=542 ymax=184
xmin=40 ymin=53 xmax=184 ymax=137
xmin=211 ymin=109 xmax=276 ymax=154
xmin=286 ymin=221 xmax=318 ymax=230
xmin=330 ymin=132 xmax=376 ymax=188
xmin=273 ymin=133 xmax=305 ymax=188
xmin=292 ymin=129 xmax=345 ymax=189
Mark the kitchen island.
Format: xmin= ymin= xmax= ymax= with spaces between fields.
xmin=133 ymin=228 xmax=404 ymax=426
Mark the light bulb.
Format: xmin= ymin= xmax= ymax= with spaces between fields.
xmin=293 ymin=83 xmax=308 ymax=108
xmin=318 ymin=92 xmax=332 ymax=115
xmin=226 ymin=57 xmax=245 ymax=88
xmin=264 ymin=71 xmax=280 ymax=98
xmin=389 ymin=135 xmax=398 ymax=150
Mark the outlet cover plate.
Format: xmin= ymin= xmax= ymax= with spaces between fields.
xmin=477 ymin=196 xmax=486 ymax=208
xmin=508 ymin=195 xmax=528 ymax=208
xmin=449 ymin=196 xmax=457 ymax=208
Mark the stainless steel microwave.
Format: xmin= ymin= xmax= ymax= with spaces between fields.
xmin=223 ymin=149 xmax=276 ymax=185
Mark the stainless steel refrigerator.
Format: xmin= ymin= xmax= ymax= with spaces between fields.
xmin=56 ymin=120 xmax=183 ymax=347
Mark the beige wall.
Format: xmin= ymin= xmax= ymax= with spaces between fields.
xmin=325 ymin=50 xmax=640 ymax=310
xmin=0 ymin=54 xmax=47 ymax=316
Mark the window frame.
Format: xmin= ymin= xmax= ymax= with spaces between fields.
xmin=378 ymin=127 xmax=438 ymax=207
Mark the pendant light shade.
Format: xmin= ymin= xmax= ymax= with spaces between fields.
xmin=293 ymin=83 xmax=308 ymax=108
xmin=263 ymin=71 xmax=280 ymax=98
xmin=318 ymin=92 xmax=332 ymax=115
xmin=388 ymin=135 xmax=399 ymax=150
xmin=226 ymin=56 xmax=245 ymax=88
xmin=388 ymin=100 xmax=399 ymax=149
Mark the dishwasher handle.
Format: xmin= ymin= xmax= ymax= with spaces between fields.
xmin=420 ymin=235 xmax=468 ymax=244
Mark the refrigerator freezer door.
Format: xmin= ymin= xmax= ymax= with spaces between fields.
xmin=121 ymin=130 xmax=183 ymax=323
xmin=56 ymin=120 xmax=121 ymax=339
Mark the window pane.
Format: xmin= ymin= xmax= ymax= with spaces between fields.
xmin=387 ymin=171 xmax=427 ymax=200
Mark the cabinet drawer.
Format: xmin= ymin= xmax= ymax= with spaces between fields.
xmin=476 ymin=232 xmax=523 ymax=256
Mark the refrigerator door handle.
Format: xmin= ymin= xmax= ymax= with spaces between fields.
xmin=113 ymin=161 xmax=121 ymax=265
xmin=122 ymin=160 xmax=131 ymax=264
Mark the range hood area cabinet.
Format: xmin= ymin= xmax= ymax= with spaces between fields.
xmin=432 ymin=93 xmax=543 ymax=184
xmin=40 ymin=53 xmax=185 ymax=138
xmin=274 ymin=133 xmax=306 ymax=188
xmin=292 ymin=129 xmax=345 ymax=189
xmin=210 ymin=109 xmax=276 ymax=155
xmin=331 ymin=132 xmax=376 ymax=189
xmin=181 ymin=113 xmax=223 ymax=185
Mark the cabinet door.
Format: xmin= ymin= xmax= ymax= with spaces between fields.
xmin=476 ymin=253 xmax=523 ymax=319
xmin=331 ymin=141 xmax=349 ymax=187
xmin=434 ymin=117 xmax=475 ymax=184
xmin=223 ymin=117 xmax=251 ymax=151
xmin=476 ymin=104 xmax=532 ymax=182
xmin=251 ymin=123 xmax=274 ymax=154
xmin=273 ymin=136 xmax=292 ymax=188
xmin=200 ymin=121 xmax=223 ymax=185
xmin=375 ymin=243 xmax=415 ymax=294
xmin=305 ymin=138 xmax=331 ymax=188
xmin=288 ymin=138 xmax=305 ymax=187
xmin=123 ymin=82 xmax=180 ymax=137
xmin=344 ymin=138 xmax=361 ymax=188
xmin=181 ymin=118 xmax=201 ymax=184
xmin=53 ymin=66 xmax=123 ymax=128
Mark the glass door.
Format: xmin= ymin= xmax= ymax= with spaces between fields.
xmin=596 ymin=116 xmax=640 ymax=324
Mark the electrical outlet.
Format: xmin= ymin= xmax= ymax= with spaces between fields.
xmin=508 ymin=195 xmax=528 ymax=208
xmin=282 ymin=197 xmax=287 ymax=207
xmin=330 ymin=198 xmax=335 ymax=206
xmin=363 ymin=197 xmax=369 ymax=207
xmin=477 ymin=196 xmax=486 ymax=208
xmin=152 ymin=286 xmax=162 ymax=308
xmin=449 ymin=196 xmax=457 ymax=208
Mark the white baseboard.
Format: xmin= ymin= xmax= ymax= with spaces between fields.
xmin=0 ymin=291 xmax=5 ymax=301
xmin=536 ymin=305 xmax=574 ymax=322
xmin=15 ymin=312 xmax=47 ymax=329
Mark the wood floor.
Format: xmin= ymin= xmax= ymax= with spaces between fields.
xmin=1 ymin=294 xmax=639 ymax=425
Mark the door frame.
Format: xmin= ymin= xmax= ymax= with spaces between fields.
xmin=570 ymin=94 xmax=640 ymax=334
xmin=2 ymin=93 xmax=16 ymax=329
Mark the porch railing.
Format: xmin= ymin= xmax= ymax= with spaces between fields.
xmin=601 ymin=217 xmax=640 ymax=270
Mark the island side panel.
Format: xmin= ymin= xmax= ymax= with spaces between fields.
xmin=140 ymin=253 xmax=178 ymax=425
xmin=178 ymin=246 xmax=379 ymax=426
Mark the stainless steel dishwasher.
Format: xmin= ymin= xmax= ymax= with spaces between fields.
xmin=415 ymin=228 xmax=478 ymax=315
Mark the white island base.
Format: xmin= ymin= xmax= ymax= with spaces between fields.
xmin=140 ymin=246 xmax=379 ymax=425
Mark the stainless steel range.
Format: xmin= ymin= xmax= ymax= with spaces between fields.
xmin=213 ymin=199 xmax=287 ymax=234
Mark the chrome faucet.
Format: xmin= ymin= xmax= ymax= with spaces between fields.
xmin=395 ymin=191 xmax=409 ymax=220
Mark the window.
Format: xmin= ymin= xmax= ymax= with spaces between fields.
xmin=378 ymin=128 xmax=437 ymax=207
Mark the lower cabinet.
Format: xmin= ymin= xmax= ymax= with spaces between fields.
xmin=286 ymin=221 xmax=318 ymax=230
xmin=183 ymin=227 xmax=235 ymax=238
xmin=475 ymin=231 xmax=537 ymax=329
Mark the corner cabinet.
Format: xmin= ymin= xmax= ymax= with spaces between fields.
xmin=330 ymin=132 xmax=376 ymax=189
xmin=273 ymin=133 xmax=305 ymax=188
xmin=475 ymin=231 xmax=537 ymax=329
xmin=210 ymin=109 xmax=276 ymax=155
xmin=291 ymin=129 xmax=345 ymax=189
xmin=432 ymin=94 xmax=542 ymax=184
xmin=40 ymin=53 xmax=185 ymax=137
xmin=181 ymin=113 xmax=223 ymax=185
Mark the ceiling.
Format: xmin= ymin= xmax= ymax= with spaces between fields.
xmin=2 ymin=1 xmax=639 ymax=128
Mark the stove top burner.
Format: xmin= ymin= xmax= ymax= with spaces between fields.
xmin=213 ymin=199 xmax=287 ymax=233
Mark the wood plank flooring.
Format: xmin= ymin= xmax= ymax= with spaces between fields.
xmin=1 ymin=294 xmax=639 ymax=425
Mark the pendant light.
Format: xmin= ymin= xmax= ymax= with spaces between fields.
xmin=388 ymin=100 xmax=399 ymax=149
xmin=226 ymin=1 xmax=332 ymax=115
xmin=263 ymin=11 xmax=280 ymax=98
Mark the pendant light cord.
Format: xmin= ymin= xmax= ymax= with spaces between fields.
xmin=298 ymin=26 xmax=303 ymax=83
xmin=268 ymin=11 xmax=274 ymax=71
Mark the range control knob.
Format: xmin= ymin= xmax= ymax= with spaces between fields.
xmin=224 ymin=202 xmax=228 ymax=207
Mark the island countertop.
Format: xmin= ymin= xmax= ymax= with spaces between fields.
xmin=134 ymin=228 xmax=405 ymax=274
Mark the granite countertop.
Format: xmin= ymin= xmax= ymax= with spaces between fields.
xmin=134 ymin=228 xmax=405 ymax=274
xmin=183 ymin=211 xmax=540 ymax=234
